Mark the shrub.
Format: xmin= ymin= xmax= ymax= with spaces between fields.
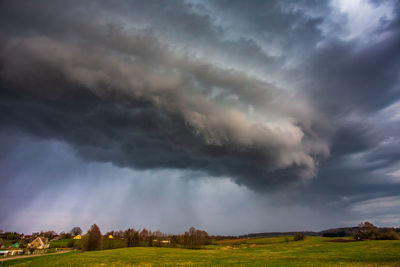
xmin=67 ymin=239 xmax=75 ymax=248
xmin=378 ymin=230 xmax=400 ymax=240
xmin=294 ymin=233 xmax=305 ymax=241
xmin=102 ymin=238 xmax=126 ymax=250
xmin=284 ymin=236 xmax=290 ymax=242
xmin=60 ymin=232 xmax=72 ymax=239
xmin=79 ymin=234 xmax=90 ymax=251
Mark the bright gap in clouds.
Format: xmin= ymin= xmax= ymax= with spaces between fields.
xmin=332 ymin=0 xmax=395 ymax=40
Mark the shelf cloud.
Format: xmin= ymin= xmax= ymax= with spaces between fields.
xmin=1 ymin=0 xmax=400 ymax=233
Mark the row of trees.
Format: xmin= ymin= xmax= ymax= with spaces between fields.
xmin=0 ymin=232 xmax=22 ymax=241
xmin=123 ymin=228 xmax=169 ymax=247
xmin=77 ymin=225 xmax=210 ymax=251
xmin=0 ymin=227 xmax=83 ymax=242
xmin=1 ymin=225 xmax=210 ymax=251
xmin=183 ymin=227 xmax=211 ymax=249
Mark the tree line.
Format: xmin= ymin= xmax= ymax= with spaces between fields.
xmin=78 ymin=225 xmax=210 ymax=251
xmin=0 ymin=225 xmax=210 ymax=251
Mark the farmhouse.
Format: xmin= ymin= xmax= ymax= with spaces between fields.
xmin=27 ymin=237 xmax=50 ymax=249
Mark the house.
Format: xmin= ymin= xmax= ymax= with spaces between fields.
xmin=27 ymin=237 xmax=49 ymax=249
xmin=73 ymin=234 xmax=82 ymax=240
xmin=51 ymin=235 xmax=61 ymax=241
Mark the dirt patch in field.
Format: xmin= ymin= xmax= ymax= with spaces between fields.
xmin=326 ymin=239 xmax=360 ymax=242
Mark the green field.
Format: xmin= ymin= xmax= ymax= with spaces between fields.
xmin=4 ymin=236 xmax=400 ymax=266
xmin=48 ymin=239 xmax=77 ymax=248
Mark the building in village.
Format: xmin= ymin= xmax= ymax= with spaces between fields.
xmin=27 ymin=237 xmax=50 ymax=250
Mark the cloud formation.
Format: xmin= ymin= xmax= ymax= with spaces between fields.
xmin=1 ymin=0 xmax=400 ymax=233
xmin=0 ymin=0 xmax=333 ymax=191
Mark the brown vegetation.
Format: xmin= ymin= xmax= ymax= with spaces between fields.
xmin=354 ymin=222 xmax=400 ymax=240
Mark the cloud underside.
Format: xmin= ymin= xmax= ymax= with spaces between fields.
xmin=0 ymin=5 xmax=331 ymax=191
xmin=0 ymin=0 xmax=399 ymax=195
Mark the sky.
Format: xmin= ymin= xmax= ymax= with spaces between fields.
xmin=0 ymin=0 xmax=400 ymax=235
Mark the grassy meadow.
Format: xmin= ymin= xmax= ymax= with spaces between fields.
xmin=48 ymin=239 xmax=77 ymax=248
xmin=4 ymin=236 xmax=400 ymax=266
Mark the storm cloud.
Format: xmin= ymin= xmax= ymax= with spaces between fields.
xmin=1 ymin=0 xmax=400 ymax=234
xmin=0 ymin=0 xmax=332 ymax=191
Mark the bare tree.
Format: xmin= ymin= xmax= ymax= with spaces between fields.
xmin=71 ymin=226 xmax=82 ymax=236
xmin=124 ymin=228 xmax=137 ymax=247
xmin=183 ymin=227 xmax=210 ymax=249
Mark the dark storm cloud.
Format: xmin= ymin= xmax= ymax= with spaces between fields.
xmin=0 ymin=0 xmax=335 ymax=191
xmin=1 ymin=0 xmax=400 ymax=234
xmin=1 ymin=0 xmax=400 ymax=202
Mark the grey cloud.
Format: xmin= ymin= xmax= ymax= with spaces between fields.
xmin=0 ymin=132 xmax=336 ymax=235
xmin=0 ymin=7 xmax=329 ymax=191
xmin=303 ymin=2 xmax=400 ymax=115
xmin=286 ymin=0 xmax=400 ymax=217
xmin=1 ymin=0 xmax=400 ymax=232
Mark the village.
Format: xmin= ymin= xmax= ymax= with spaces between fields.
xmin=0 ymin=232 xmax=79 ymax=258
xmin=0 ymin=225 xmax=207 ymax=260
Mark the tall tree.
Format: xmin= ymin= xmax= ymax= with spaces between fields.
xmin=140 ymin=228 xmax=149 ymax=246
xmin=354 ymin=222 xmax=379 ymax=240
xmin=87 ymin=224 xmax=102 ymax=251
xmin=124 ymin=228 xmax=136 ymax=247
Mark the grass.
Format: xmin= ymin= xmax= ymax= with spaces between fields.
xmin=49 ymin=239 xmax=76 ymax=248
xmin=3 ymin=236 xmax=400 ymax=266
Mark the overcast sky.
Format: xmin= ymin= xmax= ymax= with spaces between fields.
xmin=1 ymin=0 xmax=400 ymax=235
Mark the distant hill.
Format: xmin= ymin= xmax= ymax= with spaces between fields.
xmin=318 ymin=227 xmax=359 ymax=237
xmin=239 ymin=226 xmax=400 ymax=239
xmin=239 ymin=231 xmax=319 ymax=238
